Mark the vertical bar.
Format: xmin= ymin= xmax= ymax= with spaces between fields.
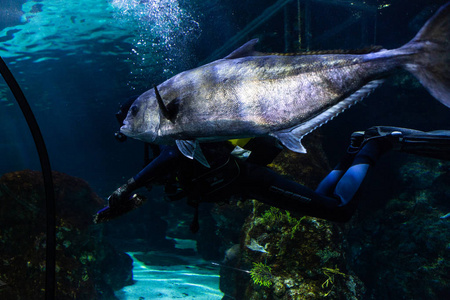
xmin=373 ymin=8 xmax=378 ymax=44
xmin=304 ymin=0 xmax=311 ymax=50
xmin=284 ymin=6 xmax=289 ymax=52
xmin=361 ymin=12 xmax=367 ymax=46
xmin=0 ymin=57 xmax=56 ymax=299
xmin=297 ymin=0 xmax=302 ymax=50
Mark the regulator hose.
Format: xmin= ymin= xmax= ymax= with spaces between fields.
xmin=0 ymin=57 xmax=56 ymax=299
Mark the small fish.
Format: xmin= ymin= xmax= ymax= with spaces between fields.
xmin=121 ymin=3 xmax=450 ymax=167
xmin=223 ymin=244 xmax=241 ymax=263
xmin=246 ymin=238 xmax=268 ymax=254
xmin=440 ymin=212 xmax=450 ymax=219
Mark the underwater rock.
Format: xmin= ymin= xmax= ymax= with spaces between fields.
xmin=221 ymin=203 xmax=365 ymax=299
xmin=346 ymin=156 xmax=450 ymax=299
xmin=0 ymin=170 xmax=133 ymax=299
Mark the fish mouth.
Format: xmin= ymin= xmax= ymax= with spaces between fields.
xmin=119 ymin=124 xmax=134 ymax=137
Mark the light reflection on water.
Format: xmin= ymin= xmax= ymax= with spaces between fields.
xmin=0 ymin=0 xmax=201 ymax=80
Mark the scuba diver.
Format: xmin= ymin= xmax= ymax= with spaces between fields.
xmin=95 ymin=97 xmax=450 ymax=232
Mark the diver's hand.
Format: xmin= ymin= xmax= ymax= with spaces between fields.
xmin=108 ymin=178 xmax=137 ymax=208
xmin=94 ymin=193 xmax=147 ymax=224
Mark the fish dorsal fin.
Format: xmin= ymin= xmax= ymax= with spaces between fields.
xmin=175 ymin=140 xmax=210 ymax=168
xmin=266 ymin=46 xmax=384 ymax=57
xmin=224 ymin=39 xmax=261 ymax=59
xmin=270 ymin=79 xmax=384 ymax=153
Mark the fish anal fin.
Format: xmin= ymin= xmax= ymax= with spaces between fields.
xmin=175 ymin=140 xmax=210 ymax=168
xmin=271 ymin=79 xmax=384 ymax=153
xmin=270 ymin=131 xmax=307 ymax=153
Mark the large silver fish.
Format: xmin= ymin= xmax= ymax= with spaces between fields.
xmin=121 ymin=3 xmax=450 ymax=167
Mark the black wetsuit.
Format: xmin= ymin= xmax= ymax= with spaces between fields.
xmin=126 ymin=127 xmax=450 ymax=225
xmin=100 ymin=98 xmax=450 ymax=227
xmin=128 ymin=137 xmax=386 ymax=223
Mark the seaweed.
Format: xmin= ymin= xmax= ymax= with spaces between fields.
xmin=321 ymin=266 xmax=348 ymax=296
xmin=250 ymin=262 xmax=273 ymax=287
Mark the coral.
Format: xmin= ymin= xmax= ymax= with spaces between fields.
xmin=258 ymin=207 xmax=306 ymax=240
xmin=260 ymin=207 xmax=285 ymax=225
xmin=250 ymin=262 xmax=273 ymax=287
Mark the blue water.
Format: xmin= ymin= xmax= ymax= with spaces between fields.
xmin=0 ymin=0 xmax=204 ymax=195
xmin=1 ymin=0 xmax=449 ymax=192
xmin=1 ymin=0 xmax=450 ymax=299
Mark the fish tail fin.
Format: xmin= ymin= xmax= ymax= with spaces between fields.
xmin=401 ymin=3 xmax=450 ymax=107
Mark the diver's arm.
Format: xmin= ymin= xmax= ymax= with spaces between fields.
xmin=133 ymin=145 xmax=181 ymax=186
xmin=108 ymin=145 xmax=181 ymax=207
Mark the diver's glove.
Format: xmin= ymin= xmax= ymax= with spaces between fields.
xmin=94 ymin=194 xmax=146 ymax=224
xmin=108 ymin=178 xmax=138 ymax=208
xmin=93 ymin=178 xmax=146 ymax=224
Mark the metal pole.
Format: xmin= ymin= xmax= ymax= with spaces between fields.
xmin=297 ymin=0 xmax=302 ymax=50
xmin=284 ymin=5 xmax=289 ymax=52
xmin=304 ymin=0 xmax=310 ymax=51
xmin=0 ymin=57 xmax=56 ymax=299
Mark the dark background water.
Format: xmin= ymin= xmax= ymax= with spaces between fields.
xmin=1 ymin=0 xmax=450 ymax=298
xmin=0 ymin=0 xmax=449 ymax=216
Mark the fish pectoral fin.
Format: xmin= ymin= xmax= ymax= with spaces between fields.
xmin=224 ymin=39 xmax=261 ymax=59
xmin=154 ymin=85 xmax=178 ymax=122
xmin=175 ymin=140 xmax=211 ymax=168
xmin=270 ymin=131 xmax=307 ymax=153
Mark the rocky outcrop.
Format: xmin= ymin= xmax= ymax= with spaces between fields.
xmin=0 ymin=170 xmax=133 ymax=299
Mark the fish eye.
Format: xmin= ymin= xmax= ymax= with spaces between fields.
xmin=130 ymin=105 xmax=139 ymax=116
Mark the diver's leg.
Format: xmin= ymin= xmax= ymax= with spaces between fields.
xmin=240 ymin=163 xmax=355 ymax=222
xmin=326 ymin=126 xmax=450 ymax=206
xmin=316 ymin=131 xmax=364 ymax=196
xmin=333 ymin=138 xmax=391 ymax=206
xmin=315 ymin=158 xmax=351 ymax=196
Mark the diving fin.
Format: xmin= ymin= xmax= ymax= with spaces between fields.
xmin=176 ymin=140 xmax=211 ymax=168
